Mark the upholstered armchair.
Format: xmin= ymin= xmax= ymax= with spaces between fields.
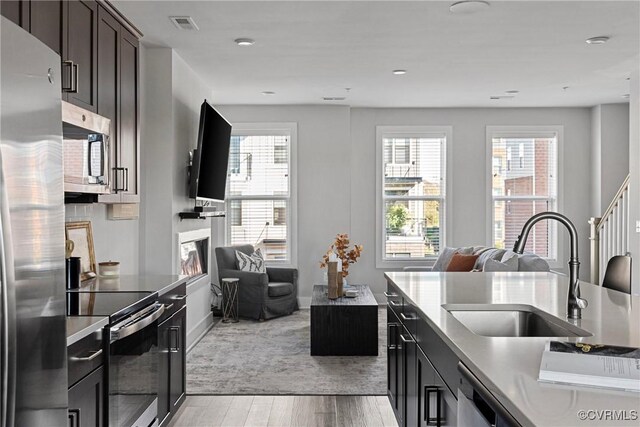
xmin=215 ymin=244 xmax=299 ymax=320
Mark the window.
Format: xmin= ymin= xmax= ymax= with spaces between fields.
xmin=487 ymin=126 xmax=560 ymax=260
xmin=225 ymin=124 xmax=297 ymax=264
xmin=376 ymin=126 xmax=451 ymax=267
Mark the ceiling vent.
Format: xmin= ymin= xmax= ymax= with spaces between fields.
xmin=323 ymin=97 xmax=346 ymax=101
xmin=170 ymin=16 xmax=199 ymax=31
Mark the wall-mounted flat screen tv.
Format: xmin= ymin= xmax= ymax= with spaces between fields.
xmin=189 ymin=100 xmax=232 ymax=202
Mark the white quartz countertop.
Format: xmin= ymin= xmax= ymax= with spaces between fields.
xmin=66 ymin=316 xmax=108 ymax=347
xmin=384 ymin=271 xmax=640 ymax=427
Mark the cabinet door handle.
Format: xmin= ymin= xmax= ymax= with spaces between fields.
xmin=383 ymin=291 xmax=398 ymax=298
xmin=112 ymin=167 xmax=126 ymax=192
xmin=71 ymin=63 xmax=79 ymax=93
xmin=387 ymin=323 xmax=398 ymax=350
xmin=69 ymin=349 xmax=102 ymax=362
xmin=124 ymin=167 xmax=129 ymax=192
xmin=174 ymin=295 xmax=187 ymax=301
xmin=389 ymin=300 xmax=402 ymax=307
xmin=68 ymin=408 xmax=80 ymax=427
xmin=424 ymin=386 xmax=441 ymax=426
xmin=164 ymin=303 xmax=174 ymax=311
xmin=169 ymin=326 xmax=180 ymax=352
xmin=62 ymin=60 xmax=74 ymax=92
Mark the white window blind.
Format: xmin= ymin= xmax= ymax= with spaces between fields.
xmin=490 ymin=133 xmax=558 ymax=259
xmin=380 ymin=130 xmax=447 ymax=261
xmin=226 ymin=132 xmax=292 ymax=262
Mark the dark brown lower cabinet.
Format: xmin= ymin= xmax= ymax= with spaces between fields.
xmin=68 ymin=366 xmax=104 ymax=427
xmin=159 ymin=306 xmax=186 ymax=426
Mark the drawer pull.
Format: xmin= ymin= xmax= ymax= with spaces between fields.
xmin=164 ymin=303 xmax=175 ymax=311
xmin=400 ymin=313 xmax=417 ymax=321
xmin=70 ymin=349 xmax=102 ymax=362
xmin=383 ymin=291 xmax=398 ymax=298
xmin=174 ymin=295 xmax=187 ymax=300
xmin=400 ymin=334 xmax=415 ymax=344
xmin=389 ymin=300 xmax=402 ymax=307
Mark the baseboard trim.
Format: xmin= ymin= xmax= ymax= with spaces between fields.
xmin=187 ymin=313 xmax=215 ymax=354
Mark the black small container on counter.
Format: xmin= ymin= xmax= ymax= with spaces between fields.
xmin=66 ymin=257 xmax=81 ymax=290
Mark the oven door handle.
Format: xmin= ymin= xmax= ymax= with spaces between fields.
xmin=110 ymin=304 xmax=164 ymax=341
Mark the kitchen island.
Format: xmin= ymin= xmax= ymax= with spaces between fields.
xmin=385 ymin=271 xmax=640 ymax=427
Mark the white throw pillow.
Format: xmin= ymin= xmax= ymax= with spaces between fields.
xmin=235 ymin=248 xmax=266 ymax=273
xmin=483 ymin=253 xmax=519 ymax=272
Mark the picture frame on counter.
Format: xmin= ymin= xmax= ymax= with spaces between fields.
xmin=65 ymin=221 xmax=97 ymax=281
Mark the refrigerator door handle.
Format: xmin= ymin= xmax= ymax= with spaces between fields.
xmin=0 ymin=153 xmax=14 ymax=427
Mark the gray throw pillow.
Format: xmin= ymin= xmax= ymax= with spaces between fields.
xmin=474 ymin=248 xmax=507 ymax=270
xmin=483 ymin=253 xmax=519 ymax=272
xmin=432 ymin=246 xmax=473 ymax=271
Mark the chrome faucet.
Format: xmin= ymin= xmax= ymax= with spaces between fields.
xmin=512 ymin=211 xmax=588 ymax=320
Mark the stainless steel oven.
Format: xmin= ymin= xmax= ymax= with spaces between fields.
xmin=68 ymin=291 xmax=164 ymax=427
xmin=107 ymin=302 xmax=164 ymax=427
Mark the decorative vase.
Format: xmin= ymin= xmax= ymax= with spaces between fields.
xmin=337 ymin=273 xmax=344 ymax=297
xmin=327 ymin=261 xmax=339 ymax=299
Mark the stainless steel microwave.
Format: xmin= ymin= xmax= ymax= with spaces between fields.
xmin=62 ymin=101 xmax=111 ymax=194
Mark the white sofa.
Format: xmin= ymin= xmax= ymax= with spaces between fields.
xmin=405 ymin=246 xmax=550 ymax=272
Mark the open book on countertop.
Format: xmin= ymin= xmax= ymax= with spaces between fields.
xmin=539 ymin=341 xmax=640 ymax=392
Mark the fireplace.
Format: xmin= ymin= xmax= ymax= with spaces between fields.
xmin=178 ymin=228 xmax=211 ymax=280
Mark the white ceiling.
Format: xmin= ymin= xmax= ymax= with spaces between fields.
xmin=114 ymin=0 xmax=640 ymax=107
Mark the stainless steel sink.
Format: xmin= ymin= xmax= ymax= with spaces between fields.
xmin=442 ymin=304 xmax=592 ymax=337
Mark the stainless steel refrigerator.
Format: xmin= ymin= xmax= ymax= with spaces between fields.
xmin=0 ymin=17 xmax=67 ymax=427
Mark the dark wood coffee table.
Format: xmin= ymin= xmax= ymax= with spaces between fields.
xmin=310 ymin=284 xmax=378 ymax=356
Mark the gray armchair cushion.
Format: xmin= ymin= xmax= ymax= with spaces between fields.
xmin=267 ymin=267 xmax=298 ymax=283
xmin=215 ymin=244 xmax=255 ymax=271
xmin=268 ymin=282 xmax=293 ymax=297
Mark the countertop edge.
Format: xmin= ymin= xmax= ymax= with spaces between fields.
xmin=67 ymin=317 xmax=109 ymax=347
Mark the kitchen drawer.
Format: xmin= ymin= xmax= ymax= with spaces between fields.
xmin=416 ymin=316 xmax=462 ymax=396
xmin=159 ymin=282 xmax=187 ymax=322
xmin=68 ymin=327 xmax=104 ymax=388
xmin=385 ymin=281 xmax=403 ymax=316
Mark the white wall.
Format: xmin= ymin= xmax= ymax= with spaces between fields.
xmin=140 ymin=46 xmax=217 ymax=347
xmin=65 ymin=204 xmax=139 ymax=274
xmin=215 ymin=105 xmax=351 ymax=306
xmin=590 ymin=104 xmax=630 ymax=215
xmin=629 ymin=69 xmax=640 ymax=295
xmin=216 ymin=105 xmax=592 ymax=302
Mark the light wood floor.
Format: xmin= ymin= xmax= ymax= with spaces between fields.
xmin=168 ymin=395 xmax=398 ymax=427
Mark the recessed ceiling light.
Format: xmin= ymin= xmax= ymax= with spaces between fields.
xmin=505 ymin=90 xmax=519 ymax=95
xmin=450 ymin=1 xmax=490 ymax=14
xmin=262 ymin=91 xmax=275 ymax=96
xmin=235 ymin=38 xmax=255 ymax=46
xmin=323 ymin=97 xmax=346 ymax=101
xmin=585 ymin=36 xmax=610 ymax=45
xmin=392 ymin=70 xmax=407 ymax=75
xmin=622 ymin=94 xmax=630 ymax=99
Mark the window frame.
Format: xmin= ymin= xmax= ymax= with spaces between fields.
xmin=376 ymin=125 xmax=453 ymax=269
xmin=485 ymin=125 xmax=564 ymax=267
xmin=225 ymin=122 xmax=298 ymax=268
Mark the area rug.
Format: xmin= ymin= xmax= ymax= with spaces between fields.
xmin=186 ymin=308 xmax=387 ymax=395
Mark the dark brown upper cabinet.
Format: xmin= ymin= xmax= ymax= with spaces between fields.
xmin=97 ymin=5 xmax=140 ymax=203
xmin=62 ymin=0 xmax=98 ymax=112
xmin=29 ymin=1 xmax=63 ymax=54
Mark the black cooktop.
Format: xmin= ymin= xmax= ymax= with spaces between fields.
xmin=67 ymin=291 xmax=157 ymax=324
